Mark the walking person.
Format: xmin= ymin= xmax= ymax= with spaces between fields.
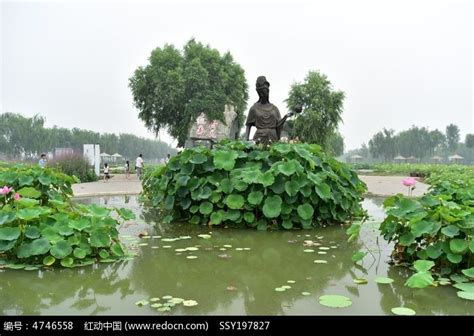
xmin=135 ymin=154 xmax=144 ymax=179
xmin=125 ymin=160 xmax=130 ymax=179
xmin=38 ymin=154 xmax=47 ymax=168
xmin=103 ymin=163 xmax=110 ymax=182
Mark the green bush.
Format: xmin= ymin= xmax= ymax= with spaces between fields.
xmin=49 ymin=154 xmax=97 ymax=182
xmin=373 ymin=163 xmax=473 ymax=178
xmin=142 ymin=140 xmax=367 ymax=229
xmin=380 ymin=169 xmax=474 ymax=287
xmin=0 ymin=165 xmax=134 ymax=269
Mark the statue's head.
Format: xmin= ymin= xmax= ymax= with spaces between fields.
xmin=256 ymin=76 xmax=270 ymax=103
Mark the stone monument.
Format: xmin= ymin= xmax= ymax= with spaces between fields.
xmin=185 ymin=104 xmax=239 ymax=148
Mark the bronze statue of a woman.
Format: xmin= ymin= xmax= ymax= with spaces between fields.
xmin=244 ymin=76 xmax=299 ymax=145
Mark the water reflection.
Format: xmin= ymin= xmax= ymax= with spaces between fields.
xmin=0 ymin=262 xmax=133 ymax=315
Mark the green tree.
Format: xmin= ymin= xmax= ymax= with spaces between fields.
xmin=327 ymin=131 xmax=344 ymax=156
xmin=429 ymin=129 xmax=446 ymax=154
xmin=465 ymin=134 xmax=474 ymax=149
xmin=129 ymin=39 xmax=248 ymax=147
xmin=445 ymin=123 xmax=460 ymax=153
xmin=0 ymin=113 xmax=47 ymax=158
xmin=369 ymin=128 xmax=397 ymax=162
xmin=286 ymin=70 xmax=344 ymax=147
xmin=395 ymin=126 xmax=444 ymax=159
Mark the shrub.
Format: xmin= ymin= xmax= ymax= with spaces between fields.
xmin=0 ymin=165 xmax=134 ymax=269
xmin=49 ymin=154 xmax=97 ymax=182
xmin=142 ymin=140 xmax=367 ymax=229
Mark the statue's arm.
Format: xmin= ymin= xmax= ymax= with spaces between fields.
xmin=276 ymin=112 xmax=294 ymax=128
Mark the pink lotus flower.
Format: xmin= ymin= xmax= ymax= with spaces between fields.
xmin=14 ymin=193 xmax=21 ymax=201
xmin=0 ymin=186 xmax=13 ymax=195
xmin=402 ymin=178 xmax=416 ymax=187
xmin=402 ymin=178 xmax=416 ymax=196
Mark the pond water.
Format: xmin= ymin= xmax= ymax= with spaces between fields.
xmin=1 ymin=195 xmax=472 ymax=315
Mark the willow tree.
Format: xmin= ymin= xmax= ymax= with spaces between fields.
xmin=285 ymin=70 xmax=345 ymax=148
xmin=129 ymin=39 xmax=248 ymax=146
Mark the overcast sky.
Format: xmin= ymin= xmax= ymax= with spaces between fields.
xmin=1 ymin=0 xmax=472 ymax=150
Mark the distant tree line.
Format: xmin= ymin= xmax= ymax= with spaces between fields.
xmin=0 ymin=113 xmax=175 ymax=161
xmin=347 ymin=123 xmax=473 ymax=163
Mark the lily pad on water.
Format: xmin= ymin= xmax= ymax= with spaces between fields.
xmin=138 ymin=243 xmax=148 ymax=247
xmin=183 ymin=300 xmax=198 ymax=307
xmin=374 ymin=276 xmax=394 ymax=284
xmin=391 ymin=307 xmax=416 ymax=316
xmin=287 ymin=280 xmax=296 ymax=284
xmin=186 ymin=256 xmax=198 ymax=259
xmin=353 ymin=278 xmax=368 ymax=285
xmin=303 ymin=249 xmax=315 ymax=253
xmin=161 ymin=238 xmax=178 ymax=242
xmin=438 ymin=278 xmax=451 ymax=286
xmin=302 ymin=292 xmax=311 ymax=296
xmin=163 ymin=246 xmax=172 ymax=249
xmin=457 ymin=291 xmax=474 ymax=300
xmin=319 ymin=295 xmax=352 ymax=308
xmin=219 ymin=248 xmax=227 ymax=251
xmin=318 ymin=251 xmax=327 ymax=255
xmin=461 ymin=267 xmax=474 ymax=278
xmin=274 ymin=287 xmax=286 ymax=292
xmin=135 ymin=300 xmax=149 ymax=306
xmin=162 ymin=295 xmax=173 ymax=300
xmin=453 ymin=283 xmax=474 ymax=293
xmin=175 ymin=248 xmax=187 ymax=252
xmin=151 ymin=246 xmax=159 ymax=249
xmin=281 ymin=285 xmax=291 ymax=289
xmin=319 ymin=247 xmax=331 ymax=250
xmin=313 ymin=260 xmax=327 ymax=264
xmin=186 ymin=247 xmax=199 ymax=251
xmin=158 ymin=307 xmax=171 ymax=312
xmin=150 ymin=297 xmax=160 ymax=302
xmin=223 ymin=244 xmax=232 ymax=248
xmin=450 ymin=274 xmax=469 ymax=283
xmin=151 ymin=303 xmax=162 ymax=308
xmin=235 ymin=248 xmax=243 ymax=251
xmin=197 ymin=234 xmax=211 ymax=239
xmin=243 ymin=248 xmax=251 ymax=251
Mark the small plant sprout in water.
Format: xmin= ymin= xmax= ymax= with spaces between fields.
xmin=402 ymin=177 xmax=416 ymax=196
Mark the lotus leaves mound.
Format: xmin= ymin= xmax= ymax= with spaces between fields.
xmin=380 ymin=169 xmax=474 ymax=283
xmin=142 ymin=140 xmax=367 ymax=229
xmin=0 ymin=165 xmax=133 ymax=268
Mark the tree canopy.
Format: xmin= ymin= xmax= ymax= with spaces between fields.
xmin=285 ymin=70 xmax=345 ymax=148
xmin=466 ymin=134 xmax=474 ymax=149
xmin=368 ymin=128 xmax=397 ymax=162
xmin=446 ymin=123 xmax=460 ymax=153
xmin=129 ymin=39 xmax=249 ymax=147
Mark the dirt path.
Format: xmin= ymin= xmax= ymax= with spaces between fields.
xmin=359 ymin=175 xmax=429 ymax=197
xmin=72 ymin=174 xmax=430 ymax=198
